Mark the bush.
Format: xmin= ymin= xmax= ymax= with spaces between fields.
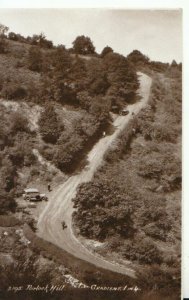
xmin=11 ymin=112 xmax=30 ymax=134
xmin=73 ymin=181 xmax=134 ymax=241
xmin=123 ymin=238 xmax=162 ymax=264
xmin=0 ymin=214 xmax=21 ymax=226
xmin=1 ymin=83 xmax=28 ymax=100
xmin=28 ymin=46 xmax=43 ymax=72
xmin=39 ymin=104 xmax=63 ymax=144
xmin=0 ymin=189 xmax=16 ymax=214
xmin=0 ymin=38 xmax=8 ymax=53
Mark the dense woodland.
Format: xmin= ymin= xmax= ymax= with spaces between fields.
xmin=0 ymin=23 xmax=182 ymax=299
xmin=0 ymin=24 xmax=140 ymax=211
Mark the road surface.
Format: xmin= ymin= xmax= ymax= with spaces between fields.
xmin=37 ymin=72 xmax=152 ymax=278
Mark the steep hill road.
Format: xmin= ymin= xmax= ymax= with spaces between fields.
xmin=37 ymin=72 xmax=152 ymax=278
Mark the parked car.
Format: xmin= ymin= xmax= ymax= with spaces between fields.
xmin=120 ymin=109 xmax=129 ymax=116
xmin=23 ymin=188 xmax=48 ymax=202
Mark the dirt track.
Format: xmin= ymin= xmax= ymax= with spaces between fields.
xmin=37 ymin=72 xmax=152 ymax=277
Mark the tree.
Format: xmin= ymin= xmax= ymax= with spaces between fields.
xmin=77 ymin=91 xmax=92 ymax=110
xmin=72 ymin=181 xmax=134 ymax=241
xmin=49 ymin=48 xmax=77 ymax=104
xmin=28 ymin=46 xmax=43 ymax=72
xmin=103 ymin=52 xmax=139 ymax=102
xmin=52 ymin=47 xmax=72 ymax=77
xmin=8 ymin=32 xmax=18 ymax=41
xmin=39 ymin=104 xmax=63 ymax=144
xmin=31 ymin=32 xmax=53 ymax=48
xmin=86 ymin=59 xmax=109 ymax=96
xmin=100 ymin=46 xmax=113 ymax=58
xmin=0 ymin=23 xmax=9 ymax=53
xmin=127 ymin=50 xmax=149 ymax=64
xmin=0 ymin=188 xmax=16 ymax=213
xmin=53 ymin=132 xmax=84 ymax=171
xmin=11 ymin=112 xmax=30 ymax=134
xmin=68 ymin=57 xmax=87 ymax=91
xmin=0 ymin=157 xmax=16 ymax=193
xmin=89 ymin=95 xmax=111 ymax=123
xmin=0 ymin=23 xmax=9 ymax=37
xmin=124 ymin=238 xmax=162 ymax=264
xmin=171 ymin=59 xmax=178 ymax=67
xmin=72 ymin=35 xmax=95 ymax=55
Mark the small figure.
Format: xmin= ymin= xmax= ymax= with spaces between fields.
xmin=62 ymin=221 xmax=67 ymax=230
xmin=103 ymin=131 xmax=106 ymax=137
xmin=48 ymin=183 xmax=51 ymax=192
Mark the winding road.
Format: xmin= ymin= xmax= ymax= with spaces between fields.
xmin=37 ymin=72 xmax=152 ymax=278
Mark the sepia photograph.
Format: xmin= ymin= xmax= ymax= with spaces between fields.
xmin=0 ymin=4 xmax=183 ymax=300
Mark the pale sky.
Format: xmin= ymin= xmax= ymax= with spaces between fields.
xmin=0 ymin=9 xmax=182 ymax=63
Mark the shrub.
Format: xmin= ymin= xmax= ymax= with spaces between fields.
xmin=1 ymin=83 xmax=28 ymax=100
xmin=123 ymin=238 xmax=162 ymax=264
xmin=11 ymin=112 xmax=30 ymax=134
xmin=0 ymin=38 xmax=8 ymax=53
xmin=0 ymin=214 xmax=21 ymax=226
xmin=73 ymin=181 xmax=134 ymax=241
xmin=0 ymin=189 xmax=16 ymax=214
xmin=39 ymin=104 xmax=63 ymax=144
xmin=28 ymin=46 xmax=43 ymax=72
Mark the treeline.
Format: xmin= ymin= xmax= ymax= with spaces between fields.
xmin=0 ymin=23 xmax=139 ymax=111
xmin=127 ymin=49 xmax=182 ymax=73
xmin=0 ymin=23 xmax=140 ymax=173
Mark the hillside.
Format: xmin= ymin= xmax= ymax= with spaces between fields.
xmin=0 ymin=27 xmax=182 ymax=300
xmin=72 ymin=67 xmax=182 ymax=298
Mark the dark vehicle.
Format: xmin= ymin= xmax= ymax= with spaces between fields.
xmin=120 ymin=109 xmax=129 ymax=116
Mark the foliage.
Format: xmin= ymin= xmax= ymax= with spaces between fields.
xmin=39 ymin=104 xmax=63 ymax=144
xmin=2 ymin=83 xmax=27 ymax=100
xmin=103 ymin=52 xmax=139 ymax=103
xmin=0 ymin=156 xmax=16 ymax=213
xmin=72 ymin=71 xmax=181 ymax=280
xmin=123 ymin=238 xmax=162 ymax=264
xmin=68 ymin=56 xmax=87 ymax=91
xmin=53 ymin=131 xmax=84 ymax=171
xmin=11 ymin=112 xmax=30 ymax=134
xmin=27 ymin=46 xmax=43 ymax=72
xmin=86 ymin=59 xmax=110 ymax=96
xmin=127 ymin=50 xmax=149 ymax=65
xmin=89 ymin=95 xmax=111 ymax=123
xmin=149 ymin=61 xmax=169 ymax=73
xmin=0 ymin=38 xmax=8 ymax=54
xmin=0 ymin=23 xmax=9 ymax=36
xmin=30 ymin=32 xmax=53 ymax=48
xmin=100 ymin=46 xmax=113 ymax=58
xmin=73 ymin=181 xmax=134 ymax=241
xmin=0 ymin=23 xmax=9 ymax=53
xmin=72 ymin=35 xmax=95 ymax=55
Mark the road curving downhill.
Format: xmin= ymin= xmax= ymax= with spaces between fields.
xmin=37 ymin=72 xmax=152 ymax=278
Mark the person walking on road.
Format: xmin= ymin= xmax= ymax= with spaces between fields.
xmin=48 ymin=183 xmax=51 ymax=192
xmin=62 ymin=221 xmax=67 ymax=230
